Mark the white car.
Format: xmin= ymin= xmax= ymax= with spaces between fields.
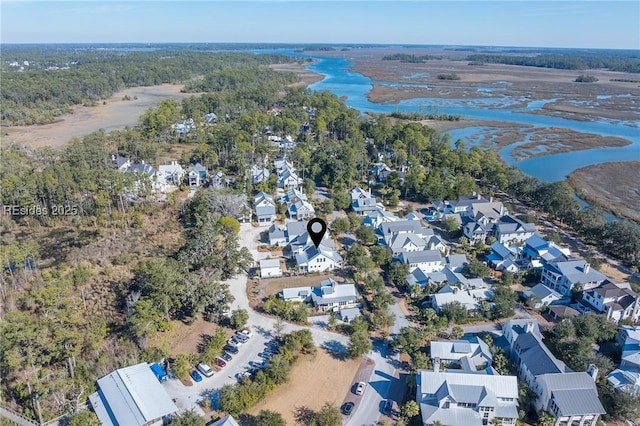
xmin=240 ymin=329 xmax=254 ymax=338
xmin=197 ymin=363 xmax=214 ymax=377
xmin=355 ymin=381 xmax=366 ymax=395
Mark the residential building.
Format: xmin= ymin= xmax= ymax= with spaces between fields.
xmin=250 ymin=165 xmax=270 ymax=185
xmin=547 ymin=305 xmax=580 ymax=321
xmin=127 ymin=162 xmax=166 ymax=194
xmin=399 ymin=250 xmax=444 ymax=273
xmin=281 ymin=189 xmax=315 ymax=220
xmin=503 ymin=319 xmax=605 ymax=425
xmin=522 ymin=283 xmax=564 ymax=309
xmin=157 ymin=161 xmax=185 ymax=187
xmin=416 ymin=370 xmax=519 ymax=426
xmin=423 ymin=285 xmax=493 ymax=314
xmin=210 ymin=415 xmax=240 ymax=426
xmin=430 ymin=336 xmax=493 ymax=368
xmin=310 ymin=278 xmax=358 ymax=312
xmin=259 ymin=259 xmax=283 ymax=278
xmin=112 ymin=154 xmax=131 ymax=171
xmin=268 ymin=223 xmax=287 ymax=246
xmin=581 ymin=281 xmax=640 ymax=323
xmin=295 ymin=245 xmax=343 ymax=273
xmin=607 ymin=326 xmax=640 ymax=393
xmin=540 ymin=260 xmax=608 ymax=297
xmin=493 ymin=215 xmax=536 ymax=244
xmin=280 ymin=278 xmax=358 ymax=313
xmin=277 ymin=167 xmax=303 ymax=189
xmin=362 ymin=209 xmax=398 ymax=229
xmin=88 ymin=363 xmax=178 ymax=426
xmin=522 ymin=235 xmax=571 ymax=268
xmin=187 ymin=163 xmax=208 ymax=187
xmin=253 ymin=191 xmax=277 ymax=224
xmin=350 ymin=187 xmax=382 ymax=216
xmin=487 ymin=242 xmax=523 ymax=272
xmin=536 ymin=371 xmax=605 ymax=426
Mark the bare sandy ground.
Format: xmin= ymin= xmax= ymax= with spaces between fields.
xmin=246 ymin=350 xmax=360 ymax=424
xmin=2 ymin=84 xmax=196 ymax=149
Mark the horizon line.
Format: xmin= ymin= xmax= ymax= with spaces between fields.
xmin=1 ymin=42 xmax=638 ymax=51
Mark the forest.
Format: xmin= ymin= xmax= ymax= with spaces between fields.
xmin=1 ymin=46 xmax=301 ymax=125
xmin=466 ymin=51 xmax=640 ymax=72
xmin=1 ymin=46 xmax=640 ymax=423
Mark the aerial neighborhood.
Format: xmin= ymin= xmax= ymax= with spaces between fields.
xmin=2 ymin=43 xmax=640 ymax=426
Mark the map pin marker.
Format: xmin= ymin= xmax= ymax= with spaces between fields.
xmin=307 ymin=218 xmax=327 ymax=249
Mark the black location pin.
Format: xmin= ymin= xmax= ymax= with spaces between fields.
xmin=307 ymin=218 xmax=327 ymax=249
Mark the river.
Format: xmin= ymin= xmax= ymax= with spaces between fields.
xmin=301 ymin=54 xmax=639 ymax=183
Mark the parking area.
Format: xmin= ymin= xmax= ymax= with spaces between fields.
xmin=162 ymin=327 xmax=279 ymax=413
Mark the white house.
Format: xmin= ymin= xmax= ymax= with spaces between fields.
xmin=280 ymin=278 xmax=358 ymax=313
xmin=430 ymin=336 xmax=493 ymax=368
xmin=540 ymin=260 xmax=608 ymax=296
xmin=260 ymin=259 xmax=283 ymax=278
xmin=295 ymin=245 xmax=343 ymax=273
xmin=277 ymin=168 xmax=303 ymax=189
xmin=250 ymin=165 xmax=270 ymax=185
xmin=423 ymin=285 xmax=493 ymax=314
xmin=187 ymin=163 xmax=208 ymax=187
xmin=399 ymin=250 xmax=444 ymax=273
xmin=253 ymin=191 xmax=277 ymax=224
xmin=416 ymin=370 xmax=519 ymax=426
xmin=494 ymin=215 xmax=536 ymax=244
xmin=522 ymin=283 xmax=564 ymax=309
xmin=581 ymin=281 xmax=640 ymax=323
xmin=310 ymin=278 xmax=358 ymax=312
xmin=157 ymin=161 xmax=185 ymax=187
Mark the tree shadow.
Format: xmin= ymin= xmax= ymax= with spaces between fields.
xmin=321 ymin=340 xmax=349 ymax=360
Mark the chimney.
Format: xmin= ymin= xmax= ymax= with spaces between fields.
xmin=587 ymin=364 xmax=599 ymax=381
xmin=433 ymin=358 xmax=440 ymax=372
xmin=525 ymin=321 xmax=535 ymax=334
xmin=584 ymin=263 xmax=591 ymax=274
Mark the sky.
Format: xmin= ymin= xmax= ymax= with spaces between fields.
xmin=1 ymin=1 xmax=639 ymax=49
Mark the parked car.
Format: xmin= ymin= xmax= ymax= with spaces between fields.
xmin=259 ymin=351 xmax=275 ymax=359
xmin=240 ymin=329 xmax=254 ymax=338
xmin=197 ymin=363 xmax=214 ymax=377
xmin=341 ymin=402 xmax=355 ymax=415
xmin=221 ymin=352 xmax=233 ymax=362
xmin=234 ymin=333 xmax=249 ymax=343
xmin=224 ymin=344 xmax=239 ymax=354
xmin=229 ymin=336 xmax=244 ymax=346
xmin=355 ymin=382 xmax=366 ymax=395
xmin=190 ymin=370 xmax=203 ymax=383
xmin=215 ymin=358 xmax=227 ymax=368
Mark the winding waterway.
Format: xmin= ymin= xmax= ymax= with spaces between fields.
xmin=302 ymin=55 xmax=640 ymax=183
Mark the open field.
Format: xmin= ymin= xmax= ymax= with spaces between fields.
xmin=148 ymin=317 xmax=226 ymax=357
xmin=246 ymin=349 xmax=360 ymax=423
xmin=2 ymin=84 xmax=196 ymax=149
xmin=269 ymin=61 xmax=324 ymax=88
xmin=568 ymin=161 xmax=640 ymax=223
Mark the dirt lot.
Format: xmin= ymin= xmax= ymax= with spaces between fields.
xmin=568 ymin=161 xmax=640 ymax=223
xmin=246 ymin=350 xmax=360 ymax=423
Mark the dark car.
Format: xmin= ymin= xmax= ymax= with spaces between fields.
xmin=224 ymin=344 xmax=239 ymax=354
xmin=221 ymin=352 xmax=233 ymax=362
xmin=190 ymin=370 xmax=203 ymax=383
xmin=215 ymin=357 xmax=227 ymax=368
xmin=341 ymin=402 xmax=355 ymax=415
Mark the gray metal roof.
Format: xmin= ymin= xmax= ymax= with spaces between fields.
xmin=256 ymin=205 xmax=276 ymax=217
xmin=515 ymin=333 xmax=567 ymax=376
xmin=550 ymin=387 xmax=606 ymax=416
xmin=92 ymin=363 xmax=177 ymax=426
xmin=311 ymin=282 xmax=356 ymax=306
xmin=401 ymin=249 xmax=443 ymax=265
xmin=260 ymin=259 xmax=280 ymax=269
xmin=210 ymin=415 xmax=241 ymax=426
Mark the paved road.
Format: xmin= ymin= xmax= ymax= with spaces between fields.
xmin=344 ymin=295 xmax=411 ymax=425
xmin=163 ymin=223 xmax=350 ymax=414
